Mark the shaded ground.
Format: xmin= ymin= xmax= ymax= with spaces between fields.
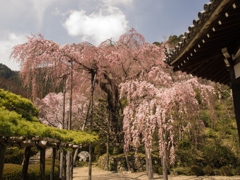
xmin=73 ymin=167 xmax=240 ymax=180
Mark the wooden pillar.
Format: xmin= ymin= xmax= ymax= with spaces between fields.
xmin=63 ymin=150 xmax=66 ymax=180
xmin=21 ymin=146 xmax=31 ymax=180
xmin=70 ymin=151 xmax=73 ymax=180
xmin=40 ymin=147 xmax=45 ymax=180
xmin=0 ymin=145 xmax=6 ymax=180
xmin=230 ymin=66 xmax=240 ymax=141
xmin=59 ymin=150 xmax=63 ymax=180
xmin=145 ymin=147 xmax=153 ymax=179
xmin=50 ymin=148 xmax=56 ymax=180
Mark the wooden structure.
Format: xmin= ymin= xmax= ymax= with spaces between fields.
xmin=164 ymin=0 xmax=240 ymax=138
xmin=0 ymin=136 xmax=84 ymax=180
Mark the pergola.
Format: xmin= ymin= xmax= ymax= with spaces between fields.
xmin=164 ymin=0 xmax=240 ymax=138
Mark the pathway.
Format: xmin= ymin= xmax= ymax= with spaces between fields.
xmin=73 ymin=167 xmax=240 ymax=180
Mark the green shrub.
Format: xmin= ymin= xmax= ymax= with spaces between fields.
xmin=37 ymin=158 xmax=60 ymax=170
xmin=202 ymin=144 xmax=237 ymax=168
xmin=190 ymin=165 xmax=204 ymax=176
xmin=3 ymin=163 xmax=59 ymax=180
xmin=235 ymin=166 xmax=240 ymax=175
xmin=2 ymin=163 xmax=22 ymax=180
xmin=158 ymin=167 xmax=163 ymax=175
xmin=220 ymin=166 xmax=233 ymax=176
xmin=178 ymin=139 xmax=191 ymax=150
xmin=213 ymin=169 xmax=221 ymax=175
xmin=204 ymin=165 xmax=213 ymax=176
xmin=157 ymin=166 xmax=170 ymax=175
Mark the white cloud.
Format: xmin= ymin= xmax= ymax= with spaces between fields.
xmin=63 ymin=5 xmax=128 ymax=46
xmin=0 ymin=33 xmax=28 ymax=71
xmin=102 ymin=0 xmax=133 ymax=6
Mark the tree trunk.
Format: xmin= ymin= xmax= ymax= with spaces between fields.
xmin=106 ymin=107 xmax=110 ymax=171
xmin=145 ymin=147 xmax=153 ymax=179
xmin=21 ymin=147 xmax=31 ymax=180
xmin=162 ymin=155 xmax=168 ymax=180
xmin=88 ymin=72 xmax=96 ymax=180
xmin=82 ymin=73 xmax=96 ymax=131
xmin=50 ymin=148 xmax=56 ymax=180
xmin=60 ymin=76 xmax=66 ymax=180
xmin=67 ymin=61 xmax=73 ymax=180
xmin=40 ymin=148 xmax=46 ymax=180
xmin=0 ymin=145 xmax=6 ymax=180
xmin=124 ymin=150 xmax=130 ymax=172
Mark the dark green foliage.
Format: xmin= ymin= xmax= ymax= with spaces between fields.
xmin=158 ymin=167 xmax=163 ymax=175
xmin=152 ymin=42 xmax=163 ymax=47
xmin=168 ymin=34 xmax=184 ymax=47
xmin=200 ymin=110 xmax=211 ymax=127
xmin=202 ymin=144 xmax=237 ymax=168
xmin=178 ymin=139 xmax=191 ymax=150
xmin=37 ymin=158 xmax=60 ymax=170
xmin=2 ymin=163 xmax=22 ymax=180
xmin=152 ymin=165 xmax=158 ymax=173
xmin=236 ymin=166 xmax=240 ymax=175
xmin=190 ymin=165 xmax=204 ymax=176
xmin=204 ymin=165 xmax=213 ymax=176
xmin=220 ymin=166 xmax=233 ymax=176
xmin=0 ymin=63 xmax=17 ymax=79
xmin=94 ymin=143 xmax=106 ymax=156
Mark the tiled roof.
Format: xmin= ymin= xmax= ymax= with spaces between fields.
xmin=164 ymin=0 xmax=240 ymax=85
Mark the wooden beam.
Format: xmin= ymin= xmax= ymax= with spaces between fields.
xmin=0 ymin=145 xmax=6 ymax=180
xmin=40 ymin=147 xmax=46 ymax=180
xmin=50 ymin=148 xmax=56 ymax=180
xmin=21 ymin=146 xmax=31 ymax=180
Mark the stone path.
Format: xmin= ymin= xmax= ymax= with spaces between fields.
xmin=73 ymin=167 xmax=240 ymax=180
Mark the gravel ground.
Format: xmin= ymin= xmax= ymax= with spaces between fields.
xmin=73 ymin=167 xmax=240 ymax=180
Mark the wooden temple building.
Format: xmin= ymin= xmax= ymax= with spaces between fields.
xmin=164 ymin=0 xmax=240 ymax=138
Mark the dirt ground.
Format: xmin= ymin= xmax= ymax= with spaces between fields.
xmin=73 ymin=167 xmax=240 ymax=180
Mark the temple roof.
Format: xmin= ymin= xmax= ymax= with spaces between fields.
xmin=164 ymin=0 xmax=240 ymax=85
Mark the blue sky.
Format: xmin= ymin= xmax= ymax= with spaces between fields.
xmin=0 ymin=0 xmax=209 ymax=71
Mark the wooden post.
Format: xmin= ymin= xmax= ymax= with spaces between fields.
xmin=66 ymin=151 xmax=70 ymax=180
xmin=63 ymin=150 xmax=66 ymax=180
xmin=0 ymin=145 xmax=6 ymax=180
xmin=50 ymin=148 xmax=56 ymax=180
xmin=73 ymin=148 xmax=78 ymax=167
xmin=70 ymin=151 xmax=73 ymax=180
xmin=40 ymin=147 xmax=45 ymax=180
xmin=21 ymin=146 xmax=31 ymax=180
xmin=59 ymin=151 xmax=63 ymax=180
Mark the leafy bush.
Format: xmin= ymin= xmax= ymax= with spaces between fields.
xmin=204 ymin=165 xmax=213 ymax=176
xmin=202 ymin=144 xmax=237 ymax=168
xmin=190 ymin=165 xmax=204 ymax=176
xmin=235 ymin=166 xmax=240 ymax=175
xmin=220 ymin=166 xmax=233 ymax=176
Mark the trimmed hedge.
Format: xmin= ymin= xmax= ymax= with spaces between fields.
xmin=236 ymin=166 xmax=240 ymax=175
xmin=204 ymin=165 xmax=213 ymax=176
xmin=190 ymin=165 xmax=204 ymax=176
xmin=3 ymin=163 xmax=59 ymax=180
